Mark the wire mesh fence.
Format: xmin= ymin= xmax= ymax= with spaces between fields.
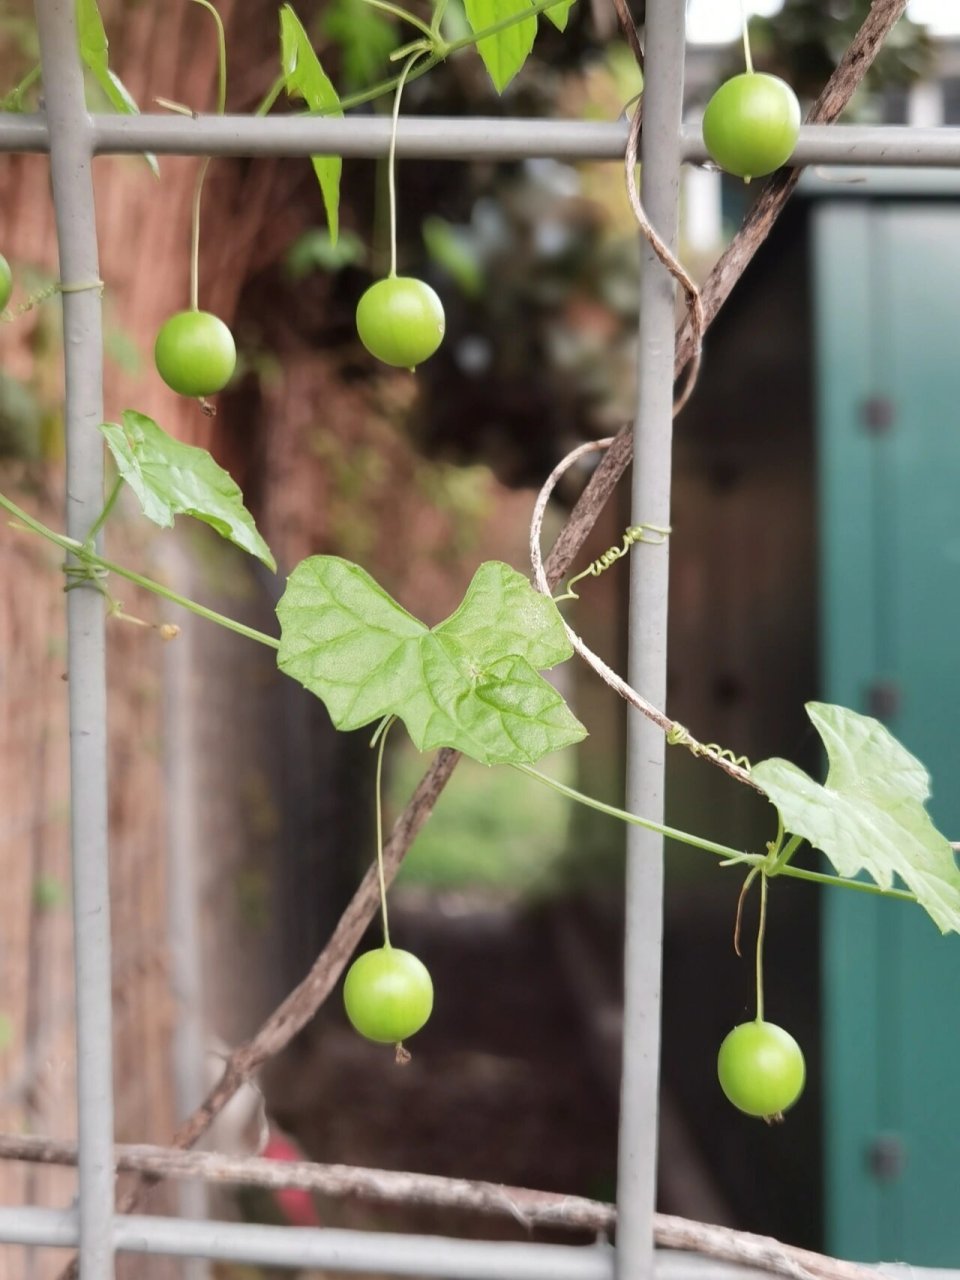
xmin=2 ymin=0 xmax=958 ymax=1276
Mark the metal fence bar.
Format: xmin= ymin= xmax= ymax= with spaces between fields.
xmin=1 ymin=1208 xmax=958 ymax=1280
xmin=0 ymin=1208 xmax=614 ymax=1279
xmin=616 ymin=1 xmax=685 ymax=1279
xmin=4 ymin=115 xmax=960 ymax=164
xmin=32 ymin=1 xmax=116 ymax=1276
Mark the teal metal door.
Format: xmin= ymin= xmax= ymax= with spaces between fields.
xmin=815 ymin=196 xmax=960 ymax=1265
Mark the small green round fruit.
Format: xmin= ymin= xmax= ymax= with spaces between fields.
xmin=0 ymin=254 xmax=12 ymax=312
xmin=703 ymin=73 xmax=801 ymax=181
xmin=717 ymin=1019 xmax=806 ymax=1119
xmin=154 ymin=309 xmax=236 ymax=397
xmin=356 ymin=276 xmax=445 ymax=369
xmin=343 ymin=946 xmax=434 ymax=1044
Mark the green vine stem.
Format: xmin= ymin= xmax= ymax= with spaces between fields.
xmin=188 ymin=0 xmax=228 ymax=311
xmin=770 ymin=832 xmax=803 ymax=872
xmin=254 ymin=74 xmax=285 ymax=117
xmin=1 ymin=64 xmax=41 ymax=112
xmin=755 ymin=871 xmax=768 ymax=1021
xmin=361 ymin=0 xmax=434 ymax=39
xmin=82 ymin=476 xmax=123 ymax=551
xmin=516 ymin=764 xmax=751 ymax=863
xmin=0 ymin=492 xmax=279 ymax=651
xmin=517 ymin=763 xmax=919 ymax=906
xmin=764 ymin=862 xmax=912 ymax=903
xmin=336 ymin=55 xmax=441 ymax=113
xmin=430 ymin=0 xmax=449 ymax=37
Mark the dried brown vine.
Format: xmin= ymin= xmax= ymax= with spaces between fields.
xmin=10 ymin=1131 xmax=876 ymax=1280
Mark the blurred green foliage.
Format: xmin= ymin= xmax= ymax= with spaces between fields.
xmin=284 ymin=228 xmax=368 ymax=279
xmin=33 ymin=874 xmax=67 ymax=911
xmin=0 ymin=372 xmax=44 ymax=461
xmin=320 ymin=0 xmax=397 ymax=92
xmin=391 ymin=744 xmax=575 ymax=896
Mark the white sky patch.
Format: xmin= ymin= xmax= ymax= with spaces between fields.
xmin=687 ymin=0 xmax=960 ymax=45
xmin=907 ymin=0 xmax=960 ymax=34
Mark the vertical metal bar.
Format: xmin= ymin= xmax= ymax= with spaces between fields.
xmin=616 ymin=1 xmax=686 ymax=1277
xmin=33 ymin=2 xmax=116 ymax=1275
xmin=162 ymin=546 xmax=212 ymax=1280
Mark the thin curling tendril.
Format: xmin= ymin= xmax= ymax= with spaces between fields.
xmin=666 ymin=723 xmax=752 ymax=772
xmin=1 ymin=278 xmax=103 ymax=324
xmin=554 ymin=522 xmax=671 ymax=602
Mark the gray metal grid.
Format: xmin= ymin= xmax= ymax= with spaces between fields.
xmin=1 ymin=0 xmax=954 ymax=1275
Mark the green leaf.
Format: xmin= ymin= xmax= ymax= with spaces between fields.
xmin=543 ymin=0 xmax=575 ymax=33
xmin=76 ymin=0 xmax=159 ymax=176
xmin=463 ymin=0 xmax=537 ymax=93
xmin=276 ymin=557 xmax=586 ymax=765
xmin=280 ymin=5 xmax=342 ymax=243
xmin=76 ymin=0 xmax=111 ymax=79
xmin=99 ymin=411 xmax=276 ymax=571
xmin=753 ymin=702 xmax=960 ymax=934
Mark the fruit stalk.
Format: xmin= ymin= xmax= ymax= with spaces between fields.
xmin=387 ymin=51 xmax=424 ymax=279
xmin=755 ymin=870 xmax=768 ymax=1021
xmin=373 ymin=717 xmax=395 ymax=945
xmin=740 ymin=0 xmax=754 ymax=75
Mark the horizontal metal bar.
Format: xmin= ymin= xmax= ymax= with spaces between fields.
xmin=0 ymin=1207 xmax=77 ymax=1248
xmin=2 ymin=1210 xmax=959 ymax=1280
xmin=0 ymin=1208 xmax=613 ymax=1279
xmin=0 ymin=114 xmax=50 ymax=151
xmin=657 ymin=1256 xmax=960 ymax=1280
xmin=3 ymin=114 xmax=960 ymax=166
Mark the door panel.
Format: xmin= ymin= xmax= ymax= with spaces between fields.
xmin=815 ymin=200 xmax=960 ymax=1265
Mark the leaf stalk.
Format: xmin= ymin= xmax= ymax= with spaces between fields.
xmin=0 ymin=492 xmax=280 ymax=651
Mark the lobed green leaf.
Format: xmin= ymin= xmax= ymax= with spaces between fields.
xmin=753 ymin=702 xmax=960 ymax=934
xmin=280 ymin=5 xmax=343 ymax=243
xmin=99 ymin=411 xmax=276 ymax=571
xmin=276 ymin=557 xmax=586 ymax=765
xmin=463 ymin=0 xmax=537 ymax=92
